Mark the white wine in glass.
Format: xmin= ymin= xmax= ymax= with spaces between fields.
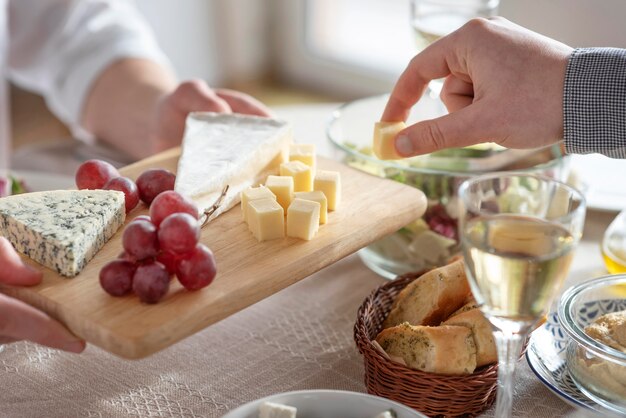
xmin=410 ymin=0 xmax=499 ymax=96
xmin=464 ymin=215 xmax=576 ymax=323
xmin=458 ymin=173 xmax=586 ymax=418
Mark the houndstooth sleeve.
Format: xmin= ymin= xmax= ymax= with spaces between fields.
xmin=564 ymin=48 xmax=626 ymax=158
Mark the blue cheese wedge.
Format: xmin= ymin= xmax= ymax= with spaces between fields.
xmin=0 ymin=190 xmax=125 ymax=277
xmin=175 ymin=112 xmax=292 ymax=222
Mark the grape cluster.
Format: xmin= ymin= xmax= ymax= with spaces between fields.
xmin=75 ymin=159 xmax=217 ymax=304
xmin=101 ymin=191 xmax=216 ymax=303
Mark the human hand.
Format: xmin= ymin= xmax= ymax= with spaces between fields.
xmin=0 ymin=238 xmax=85 ymax=352
xmin=382 ymin=17 xmax=573 ymax=157
xmin=152 ymin=79 xmax=273 ymax=152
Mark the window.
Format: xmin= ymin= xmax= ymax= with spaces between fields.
xmin=272 ymin=0 xmax=626 ymax=99
xmin=304 ymin=0 xmax=415 ymax=79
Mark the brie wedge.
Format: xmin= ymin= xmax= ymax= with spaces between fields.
xmin=175 ymin=112 xmax=292 ymax=221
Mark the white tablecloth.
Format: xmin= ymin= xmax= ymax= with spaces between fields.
xmin=1 ymin=103 xmax=617 ymax=418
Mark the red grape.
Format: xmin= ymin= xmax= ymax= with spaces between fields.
xmin=149 ymin=191 xmax=198 ymax=227
xmin=117 ymin=250 xmax=136 ymax=262
xmin=133 ymin=262 xmax=170 ymax=304
xmin=99 ymin=260 xmax=136 ymax=296
xmin=158 ymin=213 xmax=200 ymax=255
xmin=156 ymin=250 xmax=180 ymax=275
xmin=122 ymin=220 xmax=159 ymax=260
xmin=75 ymin=159 xmax=119 ymax=190
xmin=136 ymin=169 xmax=176 ymax=205
xmin=104 ymin=176 xmax=140 ymax=213
xmin=176 ymin=244 xmax=217 ymax=291
xmin=132 ymin=215 xmax=152 ymax=223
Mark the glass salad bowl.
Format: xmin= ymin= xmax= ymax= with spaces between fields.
xmin=327 ymin=94 xmax=571 ymax=279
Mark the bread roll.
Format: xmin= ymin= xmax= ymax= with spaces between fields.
xmin=449 ymin=295 xmax=479 ymax=317
xmin=375 ymin=322 xmax=477 ymax=375
xmin=383 ymin=259 xmax=471 ymax=328
xmin=443 ymin=308 xmax=496 ymax=367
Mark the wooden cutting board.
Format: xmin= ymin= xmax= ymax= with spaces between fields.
xmin=0 ymin=148 xmax=427 ymax=359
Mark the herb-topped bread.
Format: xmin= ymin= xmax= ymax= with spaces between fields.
xmin=375 ymin=322 xmax=478 ymax=375
xmin=443 ymin=308 xmax=497 ymax=368
xmin=383 ymin=258 xmax=471 ymax=328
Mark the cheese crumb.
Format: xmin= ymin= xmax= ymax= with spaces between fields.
xmin=258 ymin=401 xmax=297 ymax=418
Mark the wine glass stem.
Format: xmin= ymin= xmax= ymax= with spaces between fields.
xmin=494 ymin=329 xmax=525 ymax=418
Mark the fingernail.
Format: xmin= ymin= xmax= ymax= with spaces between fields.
xmin=23 ymin=262 xmax=41 ymax=275
xmin=395 ymin=134 xmax=414 ymax=156
xmin=63 ymin=340 xmax=86 ymax=353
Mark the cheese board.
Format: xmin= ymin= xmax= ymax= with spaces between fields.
xmin=0 ymin=147 xmax=427 ymax=359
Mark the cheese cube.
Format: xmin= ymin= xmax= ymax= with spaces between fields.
xmin=265 ymin=175 xmax=294 ymax=211
xmin=289 ymin=143 xmax=316 ymax=171
xmin=247 ymin=198 xmax=285 ymax=241
xmin=373 ymin=121 xmax=407 ymax=160
xmin=295 ymin=191 xmax=328 ymax=224
xmin=314 ymin=170 xmax=341 ymax=211
xmin=240 ymin=186 xmax=276 ymax=223
xmin=258 ymin=401 xmax=297 ymax=418
xmin=280 ymin=160 xmax=312 ymax=192
xmin=287 ymin=198 xmax=320 ymax=241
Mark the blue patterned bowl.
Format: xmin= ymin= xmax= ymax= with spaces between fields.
xmin=558 ymin=275 xmax=626 ymax=415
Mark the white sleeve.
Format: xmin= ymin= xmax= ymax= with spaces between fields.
xmin=7 ymin=0 xmax=172 ymax=140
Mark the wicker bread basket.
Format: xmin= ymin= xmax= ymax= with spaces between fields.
xmin=354 ymin=271 xmax=499 ymax=418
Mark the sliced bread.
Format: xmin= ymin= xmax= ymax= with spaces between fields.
xmin=383 ymin=259 xmax=471 ymax=328
xmin=443 ymin=307 xmax=497 ymax=367
xmin=375 ymin=322 xmax=477 ymax=375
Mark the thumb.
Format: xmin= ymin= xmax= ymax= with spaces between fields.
xmin=0 ymin=237 xmax=42 ymax=286
xmin=394 ymin=106 xmax=488 ymax=157
xmin=172 ymin=79 xmax=232 ymax=114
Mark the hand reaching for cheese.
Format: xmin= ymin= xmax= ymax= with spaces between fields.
xmin=153 ymin=81 xmax=274 ymax=154
xmin=382 ymin=17 xmax=572 ymax=157
xmin=0 ymin=238 xmax=85 ymax=353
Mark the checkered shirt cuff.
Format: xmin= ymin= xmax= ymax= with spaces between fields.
xmin=564 ymin=48 xmax=626 ymax=158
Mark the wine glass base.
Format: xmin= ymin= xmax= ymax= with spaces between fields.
xmin=487 ymin=315 xmax=535 ymax=335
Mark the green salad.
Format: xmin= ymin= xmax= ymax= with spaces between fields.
xmin=0 ymin=175 xmax=29 ymax=197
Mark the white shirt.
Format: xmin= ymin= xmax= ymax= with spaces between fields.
xmin=0 ymin=0 xmax=169 ymax=170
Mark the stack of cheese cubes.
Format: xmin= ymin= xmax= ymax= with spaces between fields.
xmin=241 ymin=144 xmax=341 ymax=242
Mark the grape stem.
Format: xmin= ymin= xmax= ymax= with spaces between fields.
xmin=200 ymin=185 xmax=229 ymax=228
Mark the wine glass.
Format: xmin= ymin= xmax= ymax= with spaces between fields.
xmin=457 ymin=173 xmax=586 ymax=418
xmin=410 ymin=0 xmax=499 ymax=96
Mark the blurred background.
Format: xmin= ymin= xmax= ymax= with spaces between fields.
xmin=12 ymin=0 xmax=626 ymax=152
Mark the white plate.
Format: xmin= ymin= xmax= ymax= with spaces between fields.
xmin=222 ymin=390 xmax=427 ymax=418
xmin=526 ymin=305 xmax=626 ymax=416
xmin=570 ymin=154 xmax=626 ymax=212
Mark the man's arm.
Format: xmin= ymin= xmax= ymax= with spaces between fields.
xmin=8 ymin=0 xmax=271 ymax=160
